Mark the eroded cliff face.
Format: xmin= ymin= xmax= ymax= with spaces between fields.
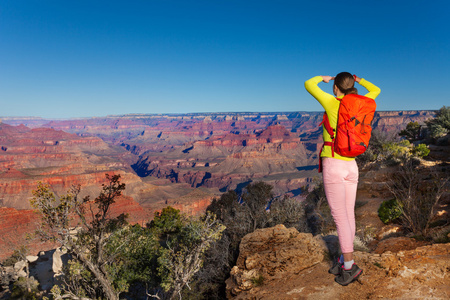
xmin=0 ymin=123 xmax=209 ymax=208
xmin=133 ymin=124 xmax=317 ymax=196
xmin=3 ymin=110 xmax=435 ymax=144
xmin=0 ymin=123 xmax=216 ymax=260
xmin=17 ymin=110 xmax=432 ymax=196
xmin=0 ymin=123 xmax=135 ymax=208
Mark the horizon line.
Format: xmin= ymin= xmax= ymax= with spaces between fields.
xmin=0 ymin=109 xmax=439 ymax=121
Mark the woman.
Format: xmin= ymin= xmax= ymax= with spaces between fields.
xmin=304 ymin=72 xmax=380 ymax=286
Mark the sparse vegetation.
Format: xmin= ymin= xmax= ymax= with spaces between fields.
xmin=356 ymin=129 xmax=409 ymax=167
xmin=378 ymin=199 xmax=402 ymax=224
xmin=251 ymin=275 xmax=265 ymax=286
xmin=9 ymin=107 xmax=447 ymax=298
xmin=154 ymin=211 xmax=225 ymax=299
xmin=411 ymin=143 xmax=430 ymax=157
xmin=357 ymin=110 xmax=450 ymax=168
xmin=426 ymin=106 xmax=450 ymax=141
xmin=11 ymin=276 xmax=39 ymax=299
xmin=303 ymin=180 xmax=333 ymax=235
xmin=2 ymin=246 xmax=28 ymax=267
xmin=31 ymin=174 xmax=128 ymax=300
xmin=399 ymin=121 xmax=422 ymax=142
xmin=386 ymin=159 xmax=448 ymax=237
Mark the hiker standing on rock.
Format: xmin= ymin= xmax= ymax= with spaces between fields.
xmin=304 ymin=72 xmax=381 ymax=285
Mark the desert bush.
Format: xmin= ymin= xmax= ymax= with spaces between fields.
xmin=11 ymin=276 xmax=39 ymax=299
xmin=208 ymin=181 xmax=274 ymax=240
xmin=399 ymin=121 xmax=422 ymax=142
xmin=149 ymin=206 xmax=185 ymax=237
xmin=353 ymin=235 xmax=370 ymax=252
xmin=303 ymin=181 xmax=333 ymax=235
xmin=153 ymin=211 xmax=225 ymax=300
xmin=426 ymin=106 xmax=450 ymax=140
xmin=378 ymin=199 xmax=402 ymax=224
xmin=380 ymin=139 xmax=411 ymax=165
xmin=411 ymin=143 xmax=430 ymax=157
xmin=358 ymin=127 xmax=433 ymax=168
xmin=430 ymin=225 xmax=450 ymax=244
xmin=357 ymin=129 xmax=409 ymax=167
xmin=386 ymin=159 xmax=448 ymax=237
xmin=240 ymin=181 xmax=274 ymax=231
xmin=181 ymin=233 xmax=233 ymax=299
xmin=2 ymin=246 xmax=28 ymax=267
xmin=269 ymin=196 xmax=308 ymax=232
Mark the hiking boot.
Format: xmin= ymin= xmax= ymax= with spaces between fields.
xmin=335 ymin=264 xmax=363 ymax=286
xmin=328 ymin=258 xmax=343 ymax=275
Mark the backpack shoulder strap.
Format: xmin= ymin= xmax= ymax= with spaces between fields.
xmin=319 ymin=112 xmax=335 ymax=140
xmin=319 ymin=112 xmax=335 ymax=160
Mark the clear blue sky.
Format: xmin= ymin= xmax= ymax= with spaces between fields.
xmin=1 ymin=0 xmax=449 ymax=118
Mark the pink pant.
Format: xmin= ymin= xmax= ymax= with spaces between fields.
xmin=322 ymin=157 xmax=359 ymax=254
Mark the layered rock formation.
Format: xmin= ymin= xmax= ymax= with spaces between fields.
xmin=133 ymin=124 xmax=317 ymax=196
xmin=2 ymin=111 xmax=435 ymax=197
xmin=12 ymin=110 xmax=431 ymax=196
xmin=226 ymin=224 xmax=450 ymax=300
xmin=0 ymin=123 xmax=216 ymax=261
xmin=3 ymin=110 xmax=435 ymax=144
xmin=0 ymin=123 xmax=135 ymax=209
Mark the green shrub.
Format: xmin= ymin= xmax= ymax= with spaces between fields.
xmin=251 ymin=275 xmax=265 ymax=286
xmin=11 ymin=277 xmax=39 ymax=299
xmin=399 ymin=122 xmax=421 ymax=142
xmin=2 ymin=246 xmax=28 ymax=266
xmin=378 ymin=199 xmax=402 ymax=224
xmin=411 ymin=143 xmax=430 ymax=157
xmin=426 ymin=106 xmax=450 ymax=139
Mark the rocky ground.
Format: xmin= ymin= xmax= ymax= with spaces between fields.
xmin=226 ymin=225 xmax=450 ymax=300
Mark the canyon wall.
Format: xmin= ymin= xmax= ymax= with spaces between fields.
xmin=0 ymin=123 xmax=216 ymax=260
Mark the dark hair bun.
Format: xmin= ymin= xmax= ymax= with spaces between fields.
xmin=344 ymin=87 xmax=358 ymax=95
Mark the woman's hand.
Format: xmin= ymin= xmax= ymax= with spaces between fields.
xmin=321 ymin=76 xmax=334 ymax=83
xmin=353 ymin=75 xmax=361 ymax=83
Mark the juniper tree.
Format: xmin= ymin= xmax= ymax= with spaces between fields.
xmin=31 ymin=174 xmax=128 ymax=300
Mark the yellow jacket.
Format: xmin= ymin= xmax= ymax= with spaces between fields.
xmin=304 ymin=76 xmax=381 ymax=160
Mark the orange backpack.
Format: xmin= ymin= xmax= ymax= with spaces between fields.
xmin=320 ymin=93 xmax=376 ymax=164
